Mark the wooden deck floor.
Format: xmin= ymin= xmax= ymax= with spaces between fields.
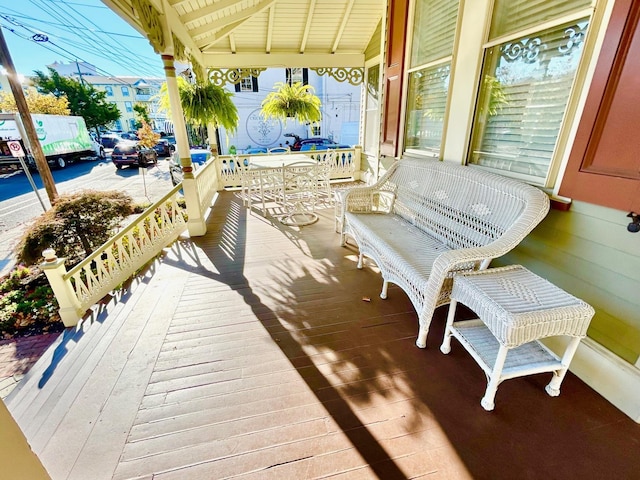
xmin=6 ymin=191 xmax=640 ymax=480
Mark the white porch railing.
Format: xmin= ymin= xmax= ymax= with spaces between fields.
xmin=194 ymin=156 xmax=218 ymax=212
xmin=215 ymin=146 xmax=362 ymax=190
xmin=41 ymin=147 xmax=363 ymax=326
xmin=41 ymin=184 xmax=189 ymax=327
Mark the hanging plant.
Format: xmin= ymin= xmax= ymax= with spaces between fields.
xmin=180 ymin=82 xmax=239 ymax=133
xmin=156 ymin=77 xmax=239 ymax=133
xmin=261 ymin=81 xmax=321 ymax=124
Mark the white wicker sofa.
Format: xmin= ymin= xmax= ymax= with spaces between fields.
xmin=339 ymin=158 xmax=550 ymax=348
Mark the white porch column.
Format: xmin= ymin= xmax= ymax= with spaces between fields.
xmin=162 ymin=54 xmax=207 ymax=236
xmin=40 ymin=249 xmax=82 ymax=327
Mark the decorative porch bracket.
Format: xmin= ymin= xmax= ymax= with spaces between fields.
xmin=208 ymin=67 xmax=364 ymax=86
xmin=309 ymin=67 xmax=364 ymax=85
xmin=209 ymin=68 xmax=267 ymax=86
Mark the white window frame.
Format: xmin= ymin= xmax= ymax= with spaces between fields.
xmin=238 ymin=77 xmax=254 ymax=92
xmin=467 ymin=8 xmax=594 ymax=187
xmin=402 ymin=0 xmax=462 ymax=159
xmin=402 ymin=0 xmax=605 ymax=192
xmin=403 ymin=57 xmax=453 ymax=158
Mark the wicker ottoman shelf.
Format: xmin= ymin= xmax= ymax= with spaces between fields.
xmin=440 ymin=265 xmax=595 ymax=411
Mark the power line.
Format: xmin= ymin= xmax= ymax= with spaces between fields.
xmin=8 ymin=0 xmax=162 ymax=77
xmin=26 ymin=0 xmax=162 ymax=76
xmin=0 ymin=14 xmax=157 ymax=80
xmin=0 ymin=22 xmax=158 ymax=90
xmin=0 ymin=10 xmax=146 ymax=39
xmin=0 ymin=7 xmax=160 ymax=77
xmin=41 ymin=0 xmax=110 ymax=9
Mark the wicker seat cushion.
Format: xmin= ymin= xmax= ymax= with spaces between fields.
xmin=346 ymin=212 xmax=451 ymax=302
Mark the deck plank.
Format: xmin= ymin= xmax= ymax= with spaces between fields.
xmin=8 ymin=191 xmax=640 ymax=480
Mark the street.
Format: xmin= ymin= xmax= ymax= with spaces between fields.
xmin=0 ymin=154 xmax=177 ymax=275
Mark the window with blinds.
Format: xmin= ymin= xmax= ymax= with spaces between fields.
xmin=469 ymin=14 xmax=590 ymax=183
xmin=490 ymin=0 xmax=592 ymax=40
xmin=364 ymin=64 xmax=380 ymax=155
xmin=404 ymin=0 xmax=460 ymax=155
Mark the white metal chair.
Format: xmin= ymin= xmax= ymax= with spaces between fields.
xmin=280 ymin=161 xmax=318 ymax=226
xmin=242 ymin=165 xmax=283 ymax=215
xmin=316 ymin=150 xmax=335 ymax=204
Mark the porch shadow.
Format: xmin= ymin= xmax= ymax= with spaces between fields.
xmin=161 ymin=193 xmax=410 ymax=478
xmin=182 ymin=191 xmax=640 ymax=479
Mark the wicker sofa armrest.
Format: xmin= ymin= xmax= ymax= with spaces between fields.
xmin=344 ymin=187 xmax=396 ymax=213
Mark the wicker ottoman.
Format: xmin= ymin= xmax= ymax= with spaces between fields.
xmin=440 ymin=265 xmax=595 ymax=411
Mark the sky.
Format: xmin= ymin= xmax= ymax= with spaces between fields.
xmin=0 ymin=0 xmax=165 ymax=78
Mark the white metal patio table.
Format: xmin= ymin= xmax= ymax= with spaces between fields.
xmin=440 ymin=265 xmax=595 ymax=411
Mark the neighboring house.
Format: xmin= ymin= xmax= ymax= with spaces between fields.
xmin=46 ymin=62 xmax=167 ymax=133
xmin=217 ymin=68 xmax=361 ymax=153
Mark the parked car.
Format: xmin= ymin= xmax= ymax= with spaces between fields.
xmin=152 ymin=139 xmax=175 ymax=157
xmin=299 ymin=138 xmax=350 ymax=151
xmin=112 ymin=141 xmax=158 ymax=169
xmin=100 ymin=133 xmax=122 ymax=149
xmin=169 ymin=148 xmax=212 ymax=186
xmin=121 ymin=132 xmax=139 ymax=141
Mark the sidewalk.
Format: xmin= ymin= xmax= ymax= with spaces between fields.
xmin=0 ymin=333 xmax=61 ymax=398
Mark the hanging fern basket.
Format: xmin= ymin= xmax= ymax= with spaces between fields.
xmin=260 ymin=82 xmax=322 ymax=124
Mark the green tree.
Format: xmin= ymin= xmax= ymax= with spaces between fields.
xmin=33 ymin=68 xmax=120 ymax=132
xmin=133 ymin=102 xmax=150 ymax=129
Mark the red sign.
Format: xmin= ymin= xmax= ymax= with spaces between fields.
xmin=7 ymin=141 xmax=24 ymax=157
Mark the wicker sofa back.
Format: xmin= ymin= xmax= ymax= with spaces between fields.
xmin=340 ymin=158 xmax=550 ymax=348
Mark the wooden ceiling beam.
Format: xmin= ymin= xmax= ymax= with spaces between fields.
xmin=180 ymin=0 xmax=244 ymax=25
xmin=299 ymin=0 xmax=316 ymax=54
xmin=332 ymin=0 xmax=356 ymax=53
xmin=198 ymin=19 xmax=247 ymax=50
xmin=190 ymin=0 xmax=276 ymax=39
xmin=266 ymin=5 xmax=276 ymax=53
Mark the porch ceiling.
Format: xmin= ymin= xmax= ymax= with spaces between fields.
xmin=102 ymin=0 xmax=384 ymax=68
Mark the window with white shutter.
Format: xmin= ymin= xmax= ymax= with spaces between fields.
xmin=468 ymin=0 xmax=592 ymax=183
xmin=404 ymin=0 xmax=460 ymax=156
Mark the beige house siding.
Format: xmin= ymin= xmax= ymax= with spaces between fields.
xmin=365 ymin=20 xmax=382 ymax=61
xmin=495 ymin=201 xmax=640 ymax=365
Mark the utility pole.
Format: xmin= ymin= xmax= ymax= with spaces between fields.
xmin=0 ymin=26 xmax=58 ymax=204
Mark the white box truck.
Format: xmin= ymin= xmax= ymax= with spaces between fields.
xmin=0 ymin=113 xmax=105 ymax=171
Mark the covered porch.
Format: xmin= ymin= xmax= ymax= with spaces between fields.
xmin=6 ymin=192 xmax=640 ymax=479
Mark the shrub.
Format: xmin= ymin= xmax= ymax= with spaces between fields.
xmin=0 ymin=266 xmax=61 ymax=337
xmin=16 ymin=190 xmax=134 ymax=266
